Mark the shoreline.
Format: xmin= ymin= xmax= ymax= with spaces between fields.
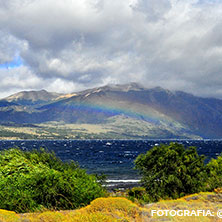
xmin=104 ymin=179 xmax=141 ymax=191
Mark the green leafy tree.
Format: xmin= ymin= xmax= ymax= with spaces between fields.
xmin=206 ymin=155 xmax=222 ymax=190
xmin=135 ymin=143 xmax=207 ymax=201
xmin=0 ymin=148 xmax=106 ymax=213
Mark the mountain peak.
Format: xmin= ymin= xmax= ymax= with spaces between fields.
xmin=103 ymin=82 xmax=146 ymax=92
xmin=3 ymin=89 xmax=62 ymax=105
xmin=1 ymin=83 xmax=222 ymax=138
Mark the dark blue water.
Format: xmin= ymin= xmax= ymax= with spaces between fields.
xmin=0 ymin=140 xmax=222 ymax=181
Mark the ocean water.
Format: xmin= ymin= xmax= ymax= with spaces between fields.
xmin=0 ymin=140 xmax=222 ymax=188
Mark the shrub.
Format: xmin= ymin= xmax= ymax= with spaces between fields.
xmin=127 ymin=187 xmax=151 ymax=204
xmin=3 ymin=197 xmax=147 ymax=222
xmin=206 ymin=155 xmax=222 ymax=190
xmin=0 ymin=148 xmax=106 ymax=213
xmin=134 ymin=143 xmax=207 ymax=201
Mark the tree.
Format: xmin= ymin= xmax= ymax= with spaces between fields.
xmin=0 ymin=148 xmax=106 ymax=213
xmin=206 ymin=155 xmax=222 ymax=190
xmin=134 ymin=143 xmax=206 ymax=201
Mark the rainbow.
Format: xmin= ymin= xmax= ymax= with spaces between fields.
xmin=45 ymin=99 xmax=173 ymax=125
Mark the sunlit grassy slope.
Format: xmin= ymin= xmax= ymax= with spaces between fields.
xmin=0 ymin=115 xmax=201 ymax=140
xmin=1 ymin=192 xmax=222 ymax=221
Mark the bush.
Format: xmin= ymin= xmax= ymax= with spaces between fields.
xmin=0 ymin=148 xmax=106 ymax=213
xmin=206 ymin=155 xmax=222 ymax=190
xmin=134 ymin=143 xmax=207 ymax=201
xmin=127 ymin=187 xmax=151 ymax=204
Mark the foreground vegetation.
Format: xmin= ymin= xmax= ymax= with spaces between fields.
xmin=1 ymin=192 xmax=222 ymax=221
xmin=0 ymin=148 xmax=106 ymax=213
xmin=134 ymin=143 xmax=222 ymax=203
xmin=2 ymin=143 xmax=222 ymax=221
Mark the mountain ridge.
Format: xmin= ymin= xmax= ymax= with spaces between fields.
xmin=1 ymin=83 xmax=222 ymax=139
xmin=3 ymin=89 xmax=62 ymax=106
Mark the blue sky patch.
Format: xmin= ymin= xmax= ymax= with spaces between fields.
xmin=0 ymin=56 xmax=23 ymax=69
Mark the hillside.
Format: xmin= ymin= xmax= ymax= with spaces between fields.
xmin=1 ymin=83 xmax=222 ymax=139
xmin=1 ymin=193 xmax=222 ymax=221
xmin=4 ymin=90 xmax=62 ymax=106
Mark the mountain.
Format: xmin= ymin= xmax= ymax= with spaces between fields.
xmin=0 ymin=100 xmax=18 ymax=107
xmin=1 ymin=83 xmax=222 ymax=139
xmin=4 ymin=89 xmax=62 ymax=106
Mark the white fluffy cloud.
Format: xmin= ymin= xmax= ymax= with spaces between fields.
xmin=1 ymin=0 xmax=222 ymax=98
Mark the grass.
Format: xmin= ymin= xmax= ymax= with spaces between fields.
xmin=0 ymin=115 xmax=201 ymax=140
xmin=0 ymin=210 xmax=20 ymax=222
xmin=1 ymin=192 xmax=222 ymax=221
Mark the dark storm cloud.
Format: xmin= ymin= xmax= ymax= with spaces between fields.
xmin=0 ymin=0 xmax=222 ymax=98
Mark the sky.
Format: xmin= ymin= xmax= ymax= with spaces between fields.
xmin=0 ymin=0 xmax=222 ymax=99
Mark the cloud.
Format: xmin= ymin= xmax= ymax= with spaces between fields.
xmin=0 ymin=66 xmax=83 ymax=98
xmin=0 ymin=66 xmax=42 ymax=98
xmin=0 ymin=31 xmax=24 ymax=64
xmin=1 ymin=0 xmax=222 ymax=98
